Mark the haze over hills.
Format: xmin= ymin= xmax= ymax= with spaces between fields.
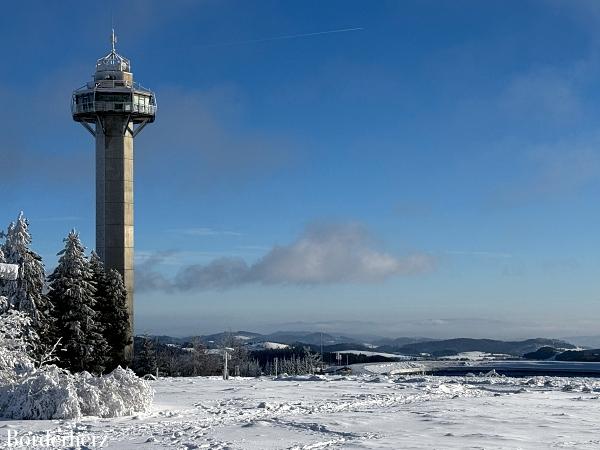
xmin=381 ymin=338 xmax=576 ymax=357
xmin=371 ymin=337 xmax=436 ymax=347
xmin=144 ymin=331 xmax=578 ymax=357
xmin=152 ymin=331 xmax=359 ymax=347
xmin=562 ymin=336 xmax=600 ymax=349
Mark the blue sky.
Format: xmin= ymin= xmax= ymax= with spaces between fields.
xmin=1 ymin=0 xmax=600 ymax=338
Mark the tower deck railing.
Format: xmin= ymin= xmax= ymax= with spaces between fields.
xmin=94 ymin=79 xmax=133 ymax=89
xmin=72 ymin=101 xmax=157 ymax=115
xmin=75 ymin=80 xmax=154 ymax=93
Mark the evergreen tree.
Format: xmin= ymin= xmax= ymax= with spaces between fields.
xmin=90 ymin=252 xmax=131 ymax=370
xmin=0 ymin=212 xmax=53 ymax=347
xmin=0 ymin=247 xmax=9 ymax=313
xmin=47 ymin=231 xmax=108 ymax=373
xmin=135 ymin=336 xmax=157 ymax=376
xmin=0 ymin=246 xmax=5 ymax=295
xmin=104 ymin=268 xmax=131 ymax=368
xmin=88 ymin=252 xmax=109 ymax=368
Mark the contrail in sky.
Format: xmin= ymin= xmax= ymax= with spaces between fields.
xmin=200 ymin=27 xmax=364 ymax=48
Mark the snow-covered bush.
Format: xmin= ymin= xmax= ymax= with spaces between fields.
xmin=0 ymin=310 xmax=36 ymax=384
xmin=0 ymin=365 xmax=80 ymax=420
xmin=0 ymin=309 xmax=153 ymax=420
xmin=76 ymin=367 xmax=154 ymax=418
xmin=0 ymin=365 xmax=153 ymax=420
xmin=0 ymin=364 xmax=154 ymax=420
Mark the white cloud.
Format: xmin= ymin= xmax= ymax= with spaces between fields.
xmin=136 ymin=222 xmax=434 ymax=292
xmin=249 ymin=223 xmax=432 ymax=284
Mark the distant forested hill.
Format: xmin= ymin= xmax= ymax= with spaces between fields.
xmin=383 ymin=338 xmax=575 ymax=356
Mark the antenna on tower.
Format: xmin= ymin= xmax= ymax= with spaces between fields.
xmin=111 ymin=28 xmax=117 ymax=53
xmin=110 ymin=4 xmax=115 ymax=52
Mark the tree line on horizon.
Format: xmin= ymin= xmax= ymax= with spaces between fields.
xmin=0 ymin=212 xmax=130 ymax=374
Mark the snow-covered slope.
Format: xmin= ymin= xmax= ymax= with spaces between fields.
xmin=3 ymin=372 xmax=600 ymax=449
xmin=336 ymin=349 xmax=411 ymax=358
xmin=249 ymin=342 xmax=290 ymax=350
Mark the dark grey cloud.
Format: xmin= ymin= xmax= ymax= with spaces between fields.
xmin=136 ymin=222 xmax=434 ymax=292
xmin=174 ymin=258 xmax=250 ymax=291
xmin=135 ymin=250 xmax=178 ymax=292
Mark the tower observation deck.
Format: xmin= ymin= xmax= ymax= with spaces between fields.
xmin=72 ymin=31 xmax=156 ymax=363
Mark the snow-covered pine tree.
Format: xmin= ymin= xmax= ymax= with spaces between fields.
xmin=88 ymin=252 xmax=109 ymax=368
xmin=0 ymin=249 xmax=12 ymax=315
xmin=89 ymin=252 xmax=130 ymax=370
xmin=0 ymin=247 xmax=5 ymax=307
xmin=47 ymin=231 xmax=108 ymax=374
xmin=0 ymin=213 xmax=53 ymax=348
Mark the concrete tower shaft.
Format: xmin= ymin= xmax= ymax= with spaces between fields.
xmin=72 ymin=31 xmax=156 ymax=363
xmin=95 ymin=117 xmax=134 ymax=341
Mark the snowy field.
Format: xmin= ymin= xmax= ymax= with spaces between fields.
xmin=1 ymin=369 xmax=600 ymax=449
xmin=336 ymin=350 xmax=410 ymax=359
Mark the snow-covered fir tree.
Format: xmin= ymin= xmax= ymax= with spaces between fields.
xmin=89 ymin=252 xmax=131 ymax=370
xmin=47 ymin=231 xmax=108 ymax=373
xmin=0 ymin=247 xmax=5 ymax=304
xmin=0 ymin=213 xmax=53 ymax=347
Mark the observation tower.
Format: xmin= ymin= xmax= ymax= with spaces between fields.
xmin=72 ymin=31 xmax=156 ymax=362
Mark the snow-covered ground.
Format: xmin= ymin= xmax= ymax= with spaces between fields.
xmin=2 ymin=370 xmax=600 ymax=449
xmin=336 ymin=350 xmax=411 ymax=358
xmin=248 ymin=342 xmax=290 ymax=350
xmin=438 ymin=351 xmax=512 ymax=361
xmin=352 ymin=361 xmax=425 ymax=375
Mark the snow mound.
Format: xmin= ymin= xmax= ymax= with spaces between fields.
xmin=0 ymin=366 xmax=153 ymax=420
xmin=0 ymin=310 xmax=153 ymax=420
xmin=0 ymin=365 xmax=80 ymax=420
xmin=275 ymin=374 xmax=328 ymax=382
xmin=76 ymin=367 xmax=154 ymax=418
